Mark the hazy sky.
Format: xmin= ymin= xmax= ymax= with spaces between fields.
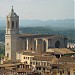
xmin=0 ymin=0 xmax=74 ymax=20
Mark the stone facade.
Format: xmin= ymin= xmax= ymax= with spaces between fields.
xmin=5 ymin=6 xmax=19 ymax=61
xmin=5 ymin=7 xmax=67 ymax=61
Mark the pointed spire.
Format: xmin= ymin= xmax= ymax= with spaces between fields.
xmin=11 ymin=6 xmax=14 ymax=12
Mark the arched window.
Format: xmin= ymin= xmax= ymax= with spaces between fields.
xmin=55 ymin=41 xmax=60 ymax=48
xmin=12 ymin=21 xmax=14 ymax=29
xmin=16 ymin=21 xmax=18 ymax=29
xmin=7 ymin=21 xmax=10 ymax=29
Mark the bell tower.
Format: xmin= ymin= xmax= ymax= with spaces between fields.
xmin=6 ymin=6 xmax=19 ymax=35
xmin=5 ymin=6 xmax=19 ymax=61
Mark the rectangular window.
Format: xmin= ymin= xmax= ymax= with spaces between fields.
xmin=60 ymin=71 xmax=62 ymax=75
xmin=28 ymin=57 xmax=29 ymax=60
xmin=43 ymin=68 xmax=45 ymax=71
xmin=30 ymin=62 xmax=32 ymax=64
xmin=24 ymin=57 xmax=25 ymax=59
xmin=33 ymin=62 xmax=35 ymax=65
xmin=36 ymin=67 xmax=38 ymax=70
xmin=47 ymin=63 xmax=49 ymax=66
xmin=68 ymin=71 xmax=70 ymax=75
xmin=26 ymin=57 xmax=27 ymax=59
xmin=44 ymin=63 xmax=46 ymax=66
xmin=7 ymin=53 xmax=9 ymax=58
xmin=39 ymin=67 xmax=41 ymax=70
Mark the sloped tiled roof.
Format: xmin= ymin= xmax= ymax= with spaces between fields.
xmin=47 ymin=48 xmax=75 ymax=54
xmin=58 ymin=56 xmax=75 ymax=63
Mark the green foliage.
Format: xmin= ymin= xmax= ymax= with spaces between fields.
xmin=0 ymin=30 xmax=5 ymax=42
xmin=20 ymin=27 xmax=55 ymax=34
xmin=0 ymin=27 xmax=74 ymax=57
xmin=20 ymin=27 xmax=75 ymax=43
xmin=0 ymin=27 xmax=75 ymax=43
xmin=0 ymin=44 xmax=5 ymax=58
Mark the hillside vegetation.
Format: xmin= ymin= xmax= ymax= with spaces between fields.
xmin=0 ymin=27 xmax=74 ymax=43
xmin=0 ymin=27 xmax=74 ymax=57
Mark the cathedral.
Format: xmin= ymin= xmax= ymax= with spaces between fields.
xmin=5 ymin=7 xmax=67 ymax=61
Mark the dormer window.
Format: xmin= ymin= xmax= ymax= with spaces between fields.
xmin=12 ymin=21 xmax=14 ymax=29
